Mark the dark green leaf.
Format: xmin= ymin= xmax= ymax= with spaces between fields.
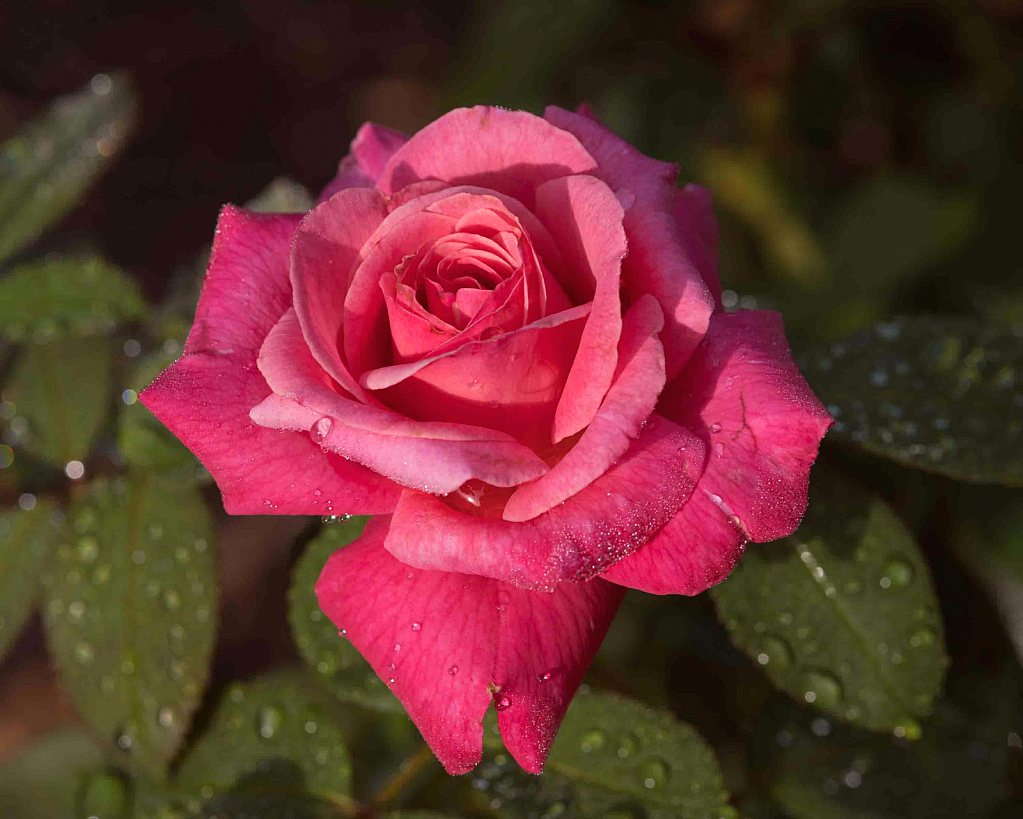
xmin=244 ymin=177 xmax=314 ymax=213
xmin=118 ymin=347 xmax=206 ymax=478
xmin=480 ymin=689 xmax=732 ymax=819
xmin=0 ymin=254 xmax=147 ymax=341
xmin=0 ymin=497 xmax=61 ymax=660
xmin=0 ymin=728 xmax=106 ymax=819
xmin=0 ymin=74 xmax=135 ymax=265
xmin=176 ymin=668 xmax=353 ymax=806
xmin=761 ymin=666 xmax=1020 ymax=818
xmin=5 ymin=334 xmax=116 ymax=466
xmin=711 ymin=468 xmax=946 ymax=734
xmin=800 ymin=317 xmax=1023 ymax=485
xmin=289 ymin=517 xmax=403 ymax=712
xmin=40 ymin=474 xmax=217 ymax=779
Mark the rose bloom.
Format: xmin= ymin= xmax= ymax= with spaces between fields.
xmin=142 ymin=105 xmax=830 ymax=774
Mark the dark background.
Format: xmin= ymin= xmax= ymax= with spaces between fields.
xmin=2 ymin=0 xmax=1021 ymax=324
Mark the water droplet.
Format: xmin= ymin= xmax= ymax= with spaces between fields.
xmin=448 ymin=665 xmax=458 ymax=675
xmin=909 ymin=628 xmax=936 ymax=648
xmin=311 ymin=417 xmax=333 ymax=444
xmin=163 ymin=589 xmax=181 ymax=610
xmin=803 ymin=671 xmax=842 ymax=707
xmin=615 ymin=187 xmax=636 ymax=209
xmin=115 ymin=726 xmax=133 ymax=750
xmin=495 ymin=695 xmax=511 ymax=711
xmin=393 ymin=643 xmax=401 ymax=652
xmin=709 ymin=423 xmax=722 ymax=433
xmin=617 ymin=734 xmax=637 ymax=758
xmin=74 ymin=641 xmax=94 ymax=664
xmin=579 ymin=728 xmax=606 ymax=752
xmin=411 ymin=622 xmax=421 ymax=632
xmin=640 ymin=757 xmax=670 ymax=789
xmin=322 ymin=515 xmax=340 ymax=525
xmin=91 ymin=563 xmax=111 ymax=584
xmin=538 ymin=670 xmax=552 ymax=682
xmin=68 ymin=600 xmax=86 ymax=621
xmin=893 ymin=718 xmax=922 ymax=740
xmin=157 ymin=707 xmax=175 ymax=728
xmin=305 ymin=720 xmax=317 ymax=734
xmin=76 ymin=536 xmax=99 ymax=562
xmin=881 ymin=559 xmax=914 ymax=588
xmin=758 ymin=636 xmax=791 ymax=670
xmin=257 ymin=706 xmax=284 ymax=739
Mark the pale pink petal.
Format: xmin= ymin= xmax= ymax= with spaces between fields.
xmin=503 ymin=295 xmax=666 ymax=521
xmin=599 ymin=310 xmax=832 ymax=594
xmin=361 ymin=304 xmax=591 ymax=450
xmin=252 ymin=309 xmax=549 ymax=494
xmin=344 ymin=208 xmax=457 ymax=377
xmin=533 ymin=174 xmax=627 ymax=442
xmin=140 ymin=354 xmax=401 ymax=515
xmin=384 ymin=414 xmax=706 ymax=589
xmin=314 ymin=516 xmax=623 ymax=774
xmin=318 ymin=122 xmax=408 ymax=201
xmin=675 ymin=183 xmax=721 ymax=307
xmin=544 ymin=106 xmax=716 ymax=378
xmin=382 ymin=273 xmax=459 ymax=362
xmin=184 ymin=207 xmax=304 ymax=359
xmin=291 ymin=188 xmax=390 ymax=402
xmin=378 ymin=106 xmax=597 ymax=210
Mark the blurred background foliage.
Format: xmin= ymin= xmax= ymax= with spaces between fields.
xmin=1 ymin=0 xmax=1023 ymax=817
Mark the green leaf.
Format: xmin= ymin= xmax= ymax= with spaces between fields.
xmin=0 ymin=74 xmax=135 ymax=265
xmin=118 ymin=347 xmax=205 ymax=478
xmin=800 ymin=316 xmax=1023 ymax=485
xmin=762 ymin=666 xmax=1020 ymax=818
xmin=711 ymin=467 xmax=947 ymax=734
xmin=831 ymin=176 xmax=978 ymax=286
xmin=244 ymin=176 xmax=314 ymax=213
xmin=0 ymin=497 xmax=61 ymax=660
xmin=0 ymin=254 xmax=148 ymax=342
xmin=479 ymin=689 xmax=732 ymax=819
xmin=4 ymin=334 xmax=116 ymax=467
xmin=40 ymin=474 xmax=217 ymax=779
xmin=175 ymin=668 xmax=354 ymax=808
xmin=0 ymin=728 xmax=108 ymax=819
xmin=289 ymin=517 xmax=403 ymax=712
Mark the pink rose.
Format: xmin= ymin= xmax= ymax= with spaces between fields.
xmin=142 ymin=106 xmax=831 ymax=774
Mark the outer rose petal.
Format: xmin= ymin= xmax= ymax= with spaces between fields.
xmin=184 ymin=207 xmax=303 ymax=359
xmin=504 ymin=294 xmax=666 ymax=521
xmin=544 ymin=106 xmax=715 ymax=379
xmin=252 ymin=309 xmax=549 ymax=493
xmin=315 ymin=516 xmax=623 ymax=774
xmin=140 ymin=207 xmax=401 ymax=515
xmin=291 ymin=188 xmax=390 ymax=403
xmin=384 ymin=414 xmax=707 ymax=589
xmin=599 ymin=310 xmax=832 ymax=594
xmin=378 ymin=106 xmax=598 ymax=210
xmin=533 ymin=174 xmax=626 ymax=443
xmin=675 ymin=183 xmax=722 ymax=307
xmin=318 ymin=122 xmax=408 ymax=201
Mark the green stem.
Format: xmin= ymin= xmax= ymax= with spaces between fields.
xmin=371 ymin=742 xmax=440 ymax=810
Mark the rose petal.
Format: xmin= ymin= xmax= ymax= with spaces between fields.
xmin=291 ymin=188 xmax=391 ymax=403
xmin=599 ymin=310 xmax=832 ymax=594
xmin=361 ymin=304 xmax=591 ymax=450
xmin=382 ymin=273 xmax=459 ymax=362
xmin=675 ymin=183 xmax=722 ymax=307
xmin=184 ymin=207 xmax=304 ymax=359
xmin=544 ymin=106 xmax=716 ymax=378
xmin=503 ymin=294 xmax=666 ymax=521
xmin=318 ymin=122 xmax=408 ymax=201
xmin=384 ymin=414 xmax=706 ymax=589
xmin=597 ymin=487 xmax=747 ymax=595
xmin=533 ymin=174 xmax=627 ymax=443
xmin=141 ymin=354 xmax=401 ymax=515
xmin=252 ymin=309 xmax=549 ymax=493
xmin=140 ymin=207 xmax=400 ymax=515
xmin=315 ymin=516 xmax=623 ymax=774
xmin=378 ymin=106 xmax=598 ymax=210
